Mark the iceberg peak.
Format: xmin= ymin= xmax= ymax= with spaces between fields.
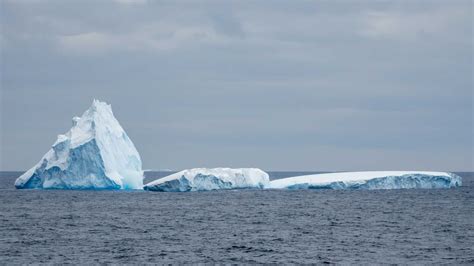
xmin=15 ymin=99 xmax=144 ymax=190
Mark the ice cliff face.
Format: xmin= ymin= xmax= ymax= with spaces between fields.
xmin=267 ymin=171 xmax=462 ymax=190
xmin=144 ymin=168 xmax=269 ymax=192
xmin=15 ymin=100 xmax=143 ymax=189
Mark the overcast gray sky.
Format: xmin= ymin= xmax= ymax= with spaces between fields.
xmin=1 ymin=0 xmax=472 ymax=171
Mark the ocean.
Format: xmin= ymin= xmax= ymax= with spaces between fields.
xmin=1 ymin=171 xmax=473 ymax=264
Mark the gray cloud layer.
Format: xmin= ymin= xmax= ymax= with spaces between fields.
xmin=1 ymin=0 xmax=472 ymax=171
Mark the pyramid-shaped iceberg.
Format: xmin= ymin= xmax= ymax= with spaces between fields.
xmin=15 ymin=100 xmax=144 ymax=189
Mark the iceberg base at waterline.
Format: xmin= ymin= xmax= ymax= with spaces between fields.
xmin=144 ymin=168 xmax=270 ymax=192
xmin=266 ymin=171 xmax=462 ymax=190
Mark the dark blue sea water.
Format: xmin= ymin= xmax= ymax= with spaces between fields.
xmin=1 ymin=171 xmax=473 ymax=264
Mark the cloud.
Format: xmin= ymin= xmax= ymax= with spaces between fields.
xmin=358 ymin=5 xmax=470 ymax=40
xmin=58 ymin=32 xmax=112 ymax=54
xmin=113 ymin=0 xmax=148 ymax=4
xmin=1 ymin=0 xmax=472 ymax=171
xmin=53 ymin=10 xmax=243 ymax=55
xmin=56 ymin=24 xmax=230 ymax=54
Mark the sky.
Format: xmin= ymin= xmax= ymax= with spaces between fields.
xmin=0 ymin=0 xmax=472 ymax=171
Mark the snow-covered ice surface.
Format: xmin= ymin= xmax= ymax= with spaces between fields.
xmin=15 ymin=100 xmax=143 ymax=190
xmin=267 ymin=171 xmax=462 ymax=190
xmin=144 ymin=168 xmax=269 ymax=192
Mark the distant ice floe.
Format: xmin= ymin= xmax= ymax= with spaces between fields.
xmin=266 ymin=171 xmax=462 ymax=190
xmin=144 ymin=170 xmax=461 ymax=192
xmin=15 ymin=100 xmax=143 ymax=190
xmin=144 ymin=168 xmax=269 ymax=192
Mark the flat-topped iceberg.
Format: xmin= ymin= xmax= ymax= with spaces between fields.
xmin=144 ymin=168 xmax=269 ymax=192
xmin=15 ymin=100 xmax=144 ymax=190
xmin=266 ymin=171 xmax=461 ymax=190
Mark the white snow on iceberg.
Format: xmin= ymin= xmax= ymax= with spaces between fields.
xmin=266 ymin=171 xmax=461 ymax=190
xmin=144 ymin=168 xmax=269 ymax=192
xmin=15 ymin=100 xmax=144 ymax=190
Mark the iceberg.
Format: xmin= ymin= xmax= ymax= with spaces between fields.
xmin=266 ymin=171 xmax=462 ymax=190
xmin=144 ymin=168 xmax=269 ymax=192
xmin=15 ymin=100 xmax=144 ymax=190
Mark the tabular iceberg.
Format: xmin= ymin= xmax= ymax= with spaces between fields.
xmin=266 ymin=171 xmax=462 ymax=190
xmin=144 ymin=168 xmax=269 ymax=192
xmin=15 ymin=100 xmax=144 ymax=190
